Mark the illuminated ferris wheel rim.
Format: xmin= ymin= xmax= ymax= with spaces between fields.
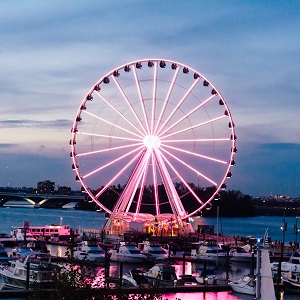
xmin=70 ymin=58 xmax=237 ymax=223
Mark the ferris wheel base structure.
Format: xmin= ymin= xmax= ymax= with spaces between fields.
xmin=70 ymin=59 xmax=237 ymax=236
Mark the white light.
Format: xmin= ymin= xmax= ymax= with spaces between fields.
xmin=143 ymin=135 xmax=161 ymax=149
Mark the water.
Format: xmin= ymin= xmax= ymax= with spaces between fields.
xmin=0 ymin=206 xmax=298 ymax=299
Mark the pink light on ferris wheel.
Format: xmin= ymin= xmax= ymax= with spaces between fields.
xmin=70 ymin=58 xmax=237 ymax=232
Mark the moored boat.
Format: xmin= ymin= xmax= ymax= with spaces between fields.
xmin=0 ymin=244 xmax=9 ymax=263
xmin=109 ymin=243 xmax=147 ymax=263
xmin=122 ymin=269 xmax=148 ymax=287
xmin=0 ymin=253 xmax=58 ymax=289
xmin=229 ymin=246 xmax=257 ymax=263
xmin=191 ymin=241 xmax=229 ymax=264
xmin=283 ymin=272 xmax=300 ymax=294
xmin=143 ymin=263 xmax=177 ymax=286
xmin=138 ymin=241 xmax=168 ymax=262
xmin=73 ymin=241 xmax=105 ymax=263
xmin=228 ymin=274 xmax=256 ymax=295
xmin=0 ymin=233 xmax=15 ymax=247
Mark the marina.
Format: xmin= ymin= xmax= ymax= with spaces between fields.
xmin=0 ymin=207 xmax=299 ymax=299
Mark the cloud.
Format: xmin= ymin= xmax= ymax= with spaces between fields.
xmin=0 ymin=119 xmax=72 ymax=129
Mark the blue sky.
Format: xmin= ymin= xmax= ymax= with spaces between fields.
xmin=0 ymin=0 xmax=299 ymax=197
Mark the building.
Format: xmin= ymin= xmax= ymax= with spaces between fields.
xmin=37 ymin=180 xmax=55 ymax=194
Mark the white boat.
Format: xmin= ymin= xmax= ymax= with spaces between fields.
xmin=228 ymin=274 xmax=256 ymax=295
xmin=110 ymin=243 xmax=147 ymax=263
xmin=229 ymin=246 xmax=257 ymax=263
xmin=229 ymin=237 xmax=276 ymax=300
xmin=0 ymin=253 xmax=58 ymax=289
xmin=283 ymin=272 xmax=300 ymax=294
xmin=11 ymin=228 xmax=36 ymax=243
xmin=138 ymin=241 xmax=168 ymax=261
xmin=271 ymin=252 xmax=300 ymax=278
xmin=143 ymin=263 xmax=177 ymax=286
xmin=191 ymin=242 xmax=229 ymax=264
xmin=122 ymin=269 xmax=148 ymax=287
xmin=162 ymin=242 xmax=184 ymax=257
xmin=73 ymin=241 xmax=105 ymax=263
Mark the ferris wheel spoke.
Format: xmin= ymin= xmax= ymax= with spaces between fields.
xmin=112 ymin=149 xmax=150 ymax=214
xmin=154 ymin=149 xmax=186 ymax=218
xmin=151 ymin=153 xmax=160 ymax=215
xmin=158 ymin=150 xmax=205 ymax=206
xmin=160 ymin=143 xmax=228 ymax=165
xmin=78 ymin=131 xmax=142 ymax=143
xmin=154 ymin=66 xmax=180 ymax=135
xmin=82 ymin=110 xmax=144 ymax=139
xmin=132 ymin=66 xmax=150 ymax=134
xmin=76 ymin=142 xmax=143 ymax=158
xmin=158 ymin=94 xmax=217 ymax=138
xmin=160 ymin=115 xmax=228 ymax=140
xmin=112 ymin=76 xmax=148 ymax=135
xmin=156 ymin=78 xmax=200 ymax=136
xmin=162 ymin=137 xmax=230 ymax=143
xmin=135 ymin=159 xmax=149 ymax=214
xmin=95 ymin=148 xmax=145 ymax=198
xmin=95 ymin=91 xmax=145 ymax=136
xmin=150 ymin=62 xmax=158 ymax=134
xmin=83 ymin=145 xmax=145 ymax=179
xmin=159 ymin=147 xmax=217 ymax=186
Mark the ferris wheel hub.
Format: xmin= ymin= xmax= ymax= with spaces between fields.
xmin=143 ymin=135 xmax=161 ymax=149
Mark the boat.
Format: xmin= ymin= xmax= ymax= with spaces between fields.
xmin=283 ymin=272 xmax=300 ymax=294
xmin=195 ymin=267 xmax=218 ymax=285
xmin=138 ymin=241 xmax=169 ymax=262
xmin=0 ymin=244 xmax=9 ymax=263
xmin=122 ymin=269 xmax=148 ymax=287
xmin=0 ymin=253 xmax=58 ymax=289
xmin=11 ymin=228 xmax=37 ymax=243
xmin=11 ymin=221 xmax=79 ymax=241
xmin=0 ymin=233 xmax=15 ymax=247
xmin=229 ymin=246 xmax=257 ymax=263
xmin=73 ymin=241 xmax=105 ymax=263
xmin=162 ymin=242 xmax=184 ymax=258
xmin=109 ymin=243 xmax=147 ymax=263
xmin=271 ymin=252 xmax=300 ymax=278
xmin=228 ymin=274 xmax=256 ymax=295
xmin=143 ymin=263 xmax=177 ymax=286
xmin=228 ymin=236 xmax=276 ymax=300
xmin=191 ymin=241 xmax=229 ymax=264
xmin=11 ymin=245 xmax=38 ymax=259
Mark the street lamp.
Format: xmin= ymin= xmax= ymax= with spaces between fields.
xmin=277 ymin=212 xmax=287 ymax=291
xmin=294 ymin=214 xmax=299 ymax=245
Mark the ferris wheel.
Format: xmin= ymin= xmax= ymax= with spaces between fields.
xmin=70 ymin=59 xmax=237 ymax=233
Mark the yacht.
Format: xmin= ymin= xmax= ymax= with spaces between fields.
xmin=228 ymin=274 xmax=256 ymax=295
xmin=138 ymin=241 xmax=168 ymax=262
xmin=122 ymin=269 xmax=148 ymax=287
xmin=283 ymin=272 xmax=300 ymax=294
xmin=73 ymin=241 xmax=105 ymax=263
xmin=143 ymin=263 xmax=177 ymax=286
xmin=0 ymin=253 xmax=58 ymax=289
xmin=191 ymin=242 xmax=229 ymax=264
xmin=109 ymin=243 xmax=147 ymax=263
xmin=0 ymin=233 xmax=15 ymax=247
xmin=229 ymin=246 xmax=257 ymax=263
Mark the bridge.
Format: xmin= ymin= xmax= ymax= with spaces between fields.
xmin=0 ymin=192 xmax=86 ymax=208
